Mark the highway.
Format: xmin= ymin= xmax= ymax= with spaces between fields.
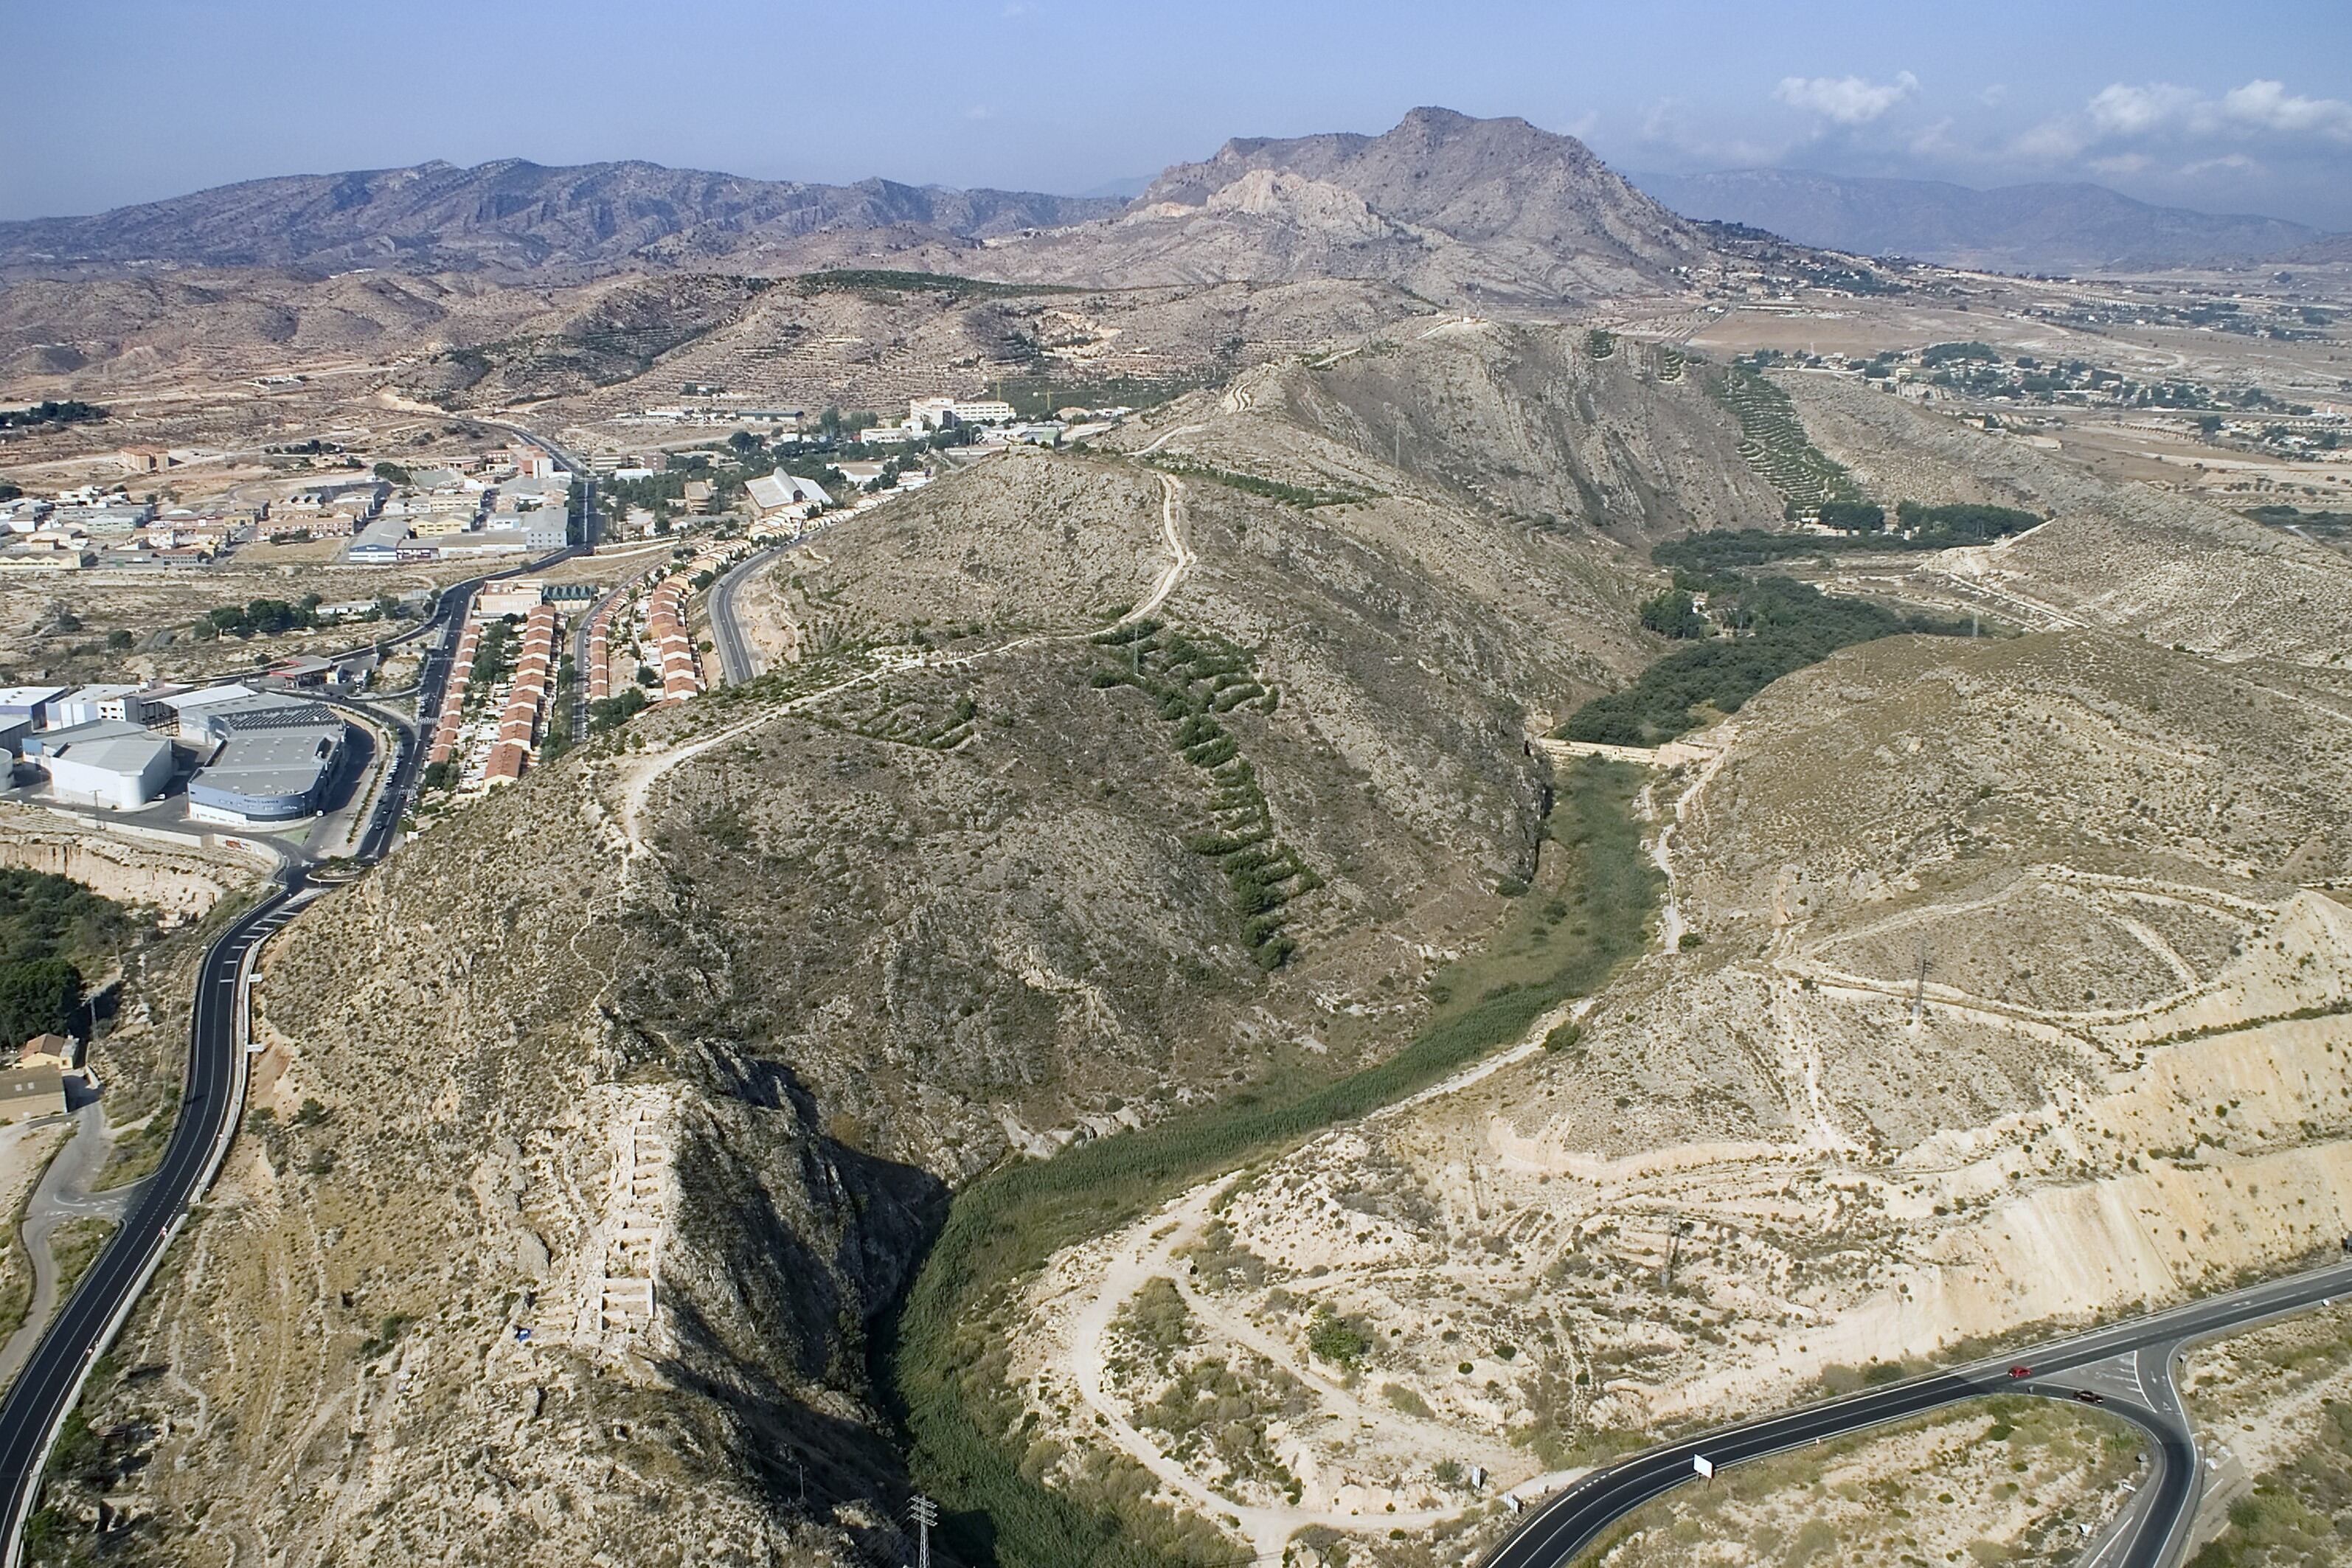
xmin=0 ymin=881 xmax=308 ymax=1560
xmin=1484 ymin=1260 xmax=2352 ymax=1568
xmin=704 ymin=545 xmax=783 ymax=684
xmin=0 ymin=431 xmax=600 ymax=1566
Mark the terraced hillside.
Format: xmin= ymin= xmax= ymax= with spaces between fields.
xmin=1708 ymin=363 xmax=1863 ymax=517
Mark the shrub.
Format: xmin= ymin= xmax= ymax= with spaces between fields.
xmin=1563 ymin=573 xmax=1965 ymax=746
xmin=1306 ymin=1309 xmax=1371 ymax=1367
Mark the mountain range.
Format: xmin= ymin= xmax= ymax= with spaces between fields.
xmin=0 ymin=159 xmax=1124 ymax=275
xmin=1 ymin=109 xmax=2340 ymax=291
xmin=0 ymin=111 xmax=1709 ymax=305
xmin=1629 ymin=166 xmax=2337 ymax=273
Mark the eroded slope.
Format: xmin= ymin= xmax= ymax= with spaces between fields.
xmin=1006 ymin=630 xmax=2352 ymax=1553
xmin=35 ymin=367 xmax=1698 ymax=1560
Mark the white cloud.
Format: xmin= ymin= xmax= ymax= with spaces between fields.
xmin=2007 ymin=77 xmax=2352 ymax=176
xmin=2180 ymin=153 xmax=2262 ymax=178
xmin=1774 ymin=71 xmax=1919 ymax=125
xmin=2086 ymin=81 xmax=2202 ymax=136
xmin=1633 ymin=96 xmax=1785 ymax=168
xmin=1907 ymin=118 xmax=1960 ymax=159
xmin=2221 ymin=79 xmax=2352 ymax=140
xmin=2008 ymin=118 xmax=2087 ymax=164
xmin=2072 ymin=78 xmax=2352 ymax=145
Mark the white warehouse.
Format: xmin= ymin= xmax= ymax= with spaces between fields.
xmin=26 ymin=719 xmax=174 ymax=810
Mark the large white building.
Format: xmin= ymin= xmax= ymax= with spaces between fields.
xmin=908 ymin=397 xmax=1014 ymax=430
xmin=44 ymin=684 xmax=141 ymax=729
xmin=745 ymin=471 xmax=833 ymax=518
xmin=27 ymin=720 xmax=174 ymax=811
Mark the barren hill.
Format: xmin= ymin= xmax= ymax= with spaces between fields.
xmin=984 ymin=108 xmax=1711 ymax=305
xmin=34 ymin=332 xmax=1768 ymax=1561
xmin=0 ymin=158 xmax=1123 ymax=276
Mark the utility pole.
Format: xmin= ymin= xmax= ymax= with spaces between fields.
xmin=1664 ymin=1219 xmax=1693 ymax=1291
xmin=911 ymin=1494 xmax=938 ymax=1568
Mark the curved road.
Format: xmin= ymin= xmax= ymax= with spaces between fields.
xmin=1486 ymin=1260 xmax=2352 ymax=1568
xmin=705 ymin=546 xmax=783 ymax=685
xmin=0 ymin=431 xmax=597 ymax=1564
xmin=0 ymin=881 xmax=303 ymax=1559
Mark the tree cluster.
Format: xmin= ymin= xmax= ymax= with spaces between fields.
xmin=198 ymin=595 xmax=325 ymax=639
xmin=0 ymin=400 xmax=106 ymax=431
xmin=0 ymin=870 xmax=142 ymax=1047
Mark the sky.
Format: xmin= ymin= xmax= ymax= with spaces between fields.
xmin=4 ymin=0 xmax=2351 ymax=229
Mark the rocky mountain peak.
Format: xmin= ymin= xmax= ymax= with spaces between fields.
xmin=1075 ymin=107 xmax=1707 ymax=302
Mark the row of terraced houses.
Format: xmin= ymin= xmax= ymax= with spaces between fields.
xmin=485 ymin=605 xmax=559 ymax=781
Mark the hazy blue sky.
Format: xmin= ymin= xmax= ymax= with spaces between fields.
xmin=6 ymin=0 xmax=2351 ymax=228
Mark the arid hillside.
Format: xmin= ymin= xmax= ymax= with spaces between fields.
xmin=29 ymin=330 xmax=1751 ymax=1562
xmin=1779 ymin=371 xmax=2352 ymax=667
xmin=33 ymin=238 xmax=2352 ymax=1567
xmin=1132 ymin=319 xmax=1780 ymax=555
xmin=999 ymin=592 xmax=2352 ymax=1558
xmin=974 ymin=108 xmax=1710 ymax=307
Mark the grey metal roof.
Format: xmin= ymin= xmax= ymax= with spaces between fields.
xmin=192 ymin=722 xmax=341 ymax=800
xmin=37 ymin=719 xmax=172 ymax=777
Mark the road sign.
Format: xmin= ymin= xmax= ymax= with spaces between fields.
xmin=1693 ymin=1454 xmax=1714 ymax=1479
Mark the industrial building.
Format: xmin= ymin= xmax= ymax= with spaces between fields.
xmin=0 ymin=686 xmax=67 ymax=732
xmin=46 ymin=685 xmax=142 ymax=729
xmin=23 ymin=718 xmax=176 ymax=810
xmin=181 ymin=692 xmax=346 ymax=825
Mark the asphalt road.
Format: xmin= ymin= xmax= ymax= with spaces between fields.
xmin=0 ymin=882 xmax=303 ymax=1558
xmin=705 ymin=545 xmax=782 ymax=684
xmin=0 ymin=445 xmax=600 ymax=1563
xmin=1485 ymin=1260 xmax=2352 ymax=1568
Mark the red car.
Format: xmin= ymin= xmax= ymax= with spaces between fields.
xmin=2008 ymin=1365 xmax=2032 ymax=1379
